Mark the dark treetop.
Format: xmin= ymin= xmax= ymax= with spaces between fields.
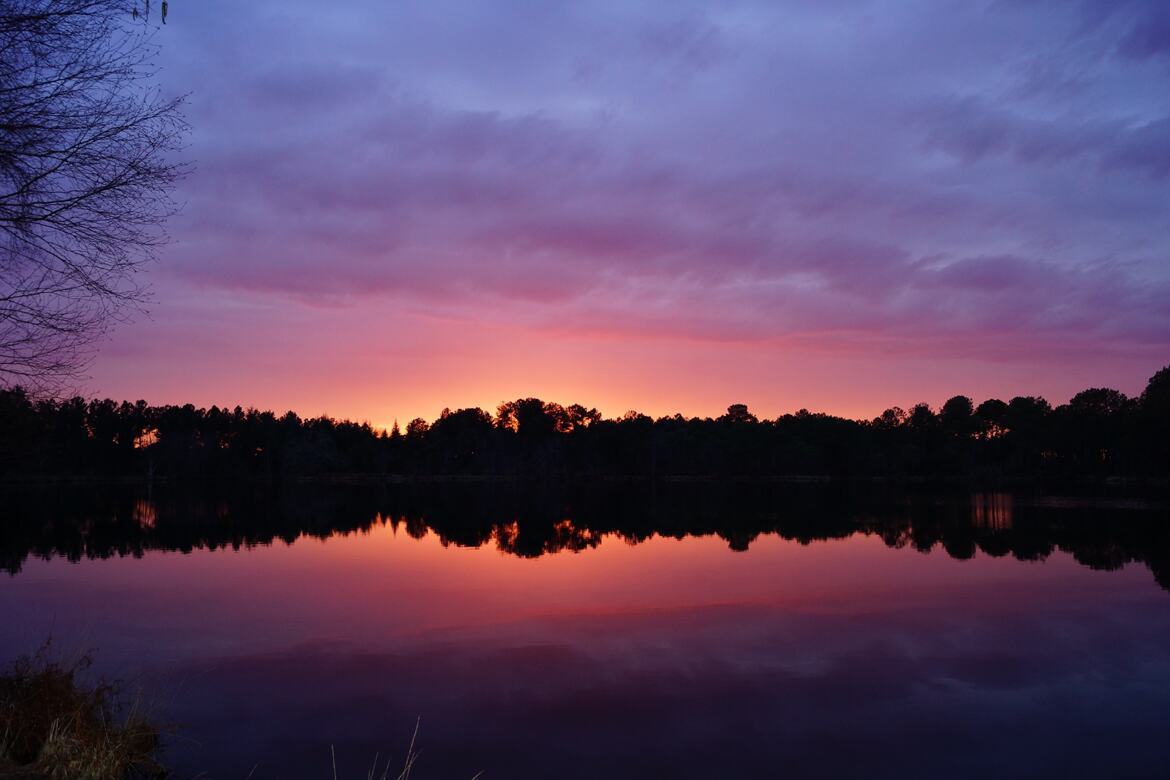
xmin=1 ymin=365 xmax=1168 ymax=482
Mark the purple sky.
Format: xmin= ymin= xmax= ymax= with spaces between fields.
xmin=90 ymin=0 xmax=1170 ymax=426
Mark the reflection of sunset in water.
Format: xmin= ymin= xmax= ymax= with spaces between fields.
xmin=3 ymin=508 xmax=1163 ymax=655
xmin=2 ymin=488 xmax=1169 ymax=778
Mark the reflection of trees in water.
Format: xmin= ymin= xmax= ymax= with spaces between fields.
xmin=1 ymin=484 xmax=1168 ymax=593
xmin=970 ymin=493 xmax=1013 ymax=530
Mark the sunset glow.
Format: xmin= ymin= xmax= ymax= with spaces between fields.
xmin=83 ymin=0 xmax=1169 ymax=421
xmin=5 ymin=3 xmax=1170 ymax=777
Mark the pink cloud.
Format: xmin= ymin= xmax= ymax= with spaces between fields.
xmin=80 ymin=0 xmax=1170 ymax=419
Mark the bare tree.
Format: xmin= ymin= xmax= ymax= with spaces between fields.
xmin=0 ymin=0 xmax=186 ymax=391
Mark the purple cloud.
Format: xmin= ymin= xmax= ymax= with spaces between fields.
xmin=916 ymin=96 xmax=1170 ymax=179
xmin=87 ymin=0 xmax=1170 ymax=411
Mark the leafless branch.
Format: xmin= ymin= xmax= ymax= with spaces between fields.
xmin=0 ymin=0 xmax=188 ymax=393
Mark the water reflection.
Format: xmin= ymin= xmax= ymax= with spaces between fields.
xmin=2 ymin=483 xmax=1169 ymax=593
xmin=160 ymin=604 xmax=1170 ymax=779
xmin=3 ymin=484 xmax=1170 ymax=778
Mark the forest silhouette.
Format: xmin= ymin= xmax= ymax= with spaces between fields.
xmin=1 ymin=366 xmax=1167 ymax=481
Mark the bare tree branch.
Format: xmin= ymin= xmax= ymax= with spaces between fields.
xmin=0 ymin=0 xmax=188 ymax=393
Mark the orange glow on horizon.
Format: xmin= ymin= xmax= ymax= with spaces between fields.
xmin=85 ymin=296 xmax=1161 ymax=428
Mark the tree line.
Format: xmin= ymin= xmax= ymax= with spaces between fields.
xmin=1 ymin=365 xmax=1168 ymax=480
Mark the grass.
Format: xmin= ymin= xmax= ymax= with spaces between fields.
xmin=333 ymin=719 xmax=483 ymax=780
xmin=0 ymin=647 xmax=481 ymax=780
xmin=0 ymin=645 xmax=163 ymax=780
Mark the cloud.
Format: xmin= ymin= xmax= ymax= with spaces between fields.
xmin=915 ymin=96 xmax=1170 ymax=181
xmin=92 ymin=0 xmax=1170 ymax=411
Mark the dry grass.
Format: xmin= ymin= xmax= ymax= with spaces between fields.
xmin=334 ymin=719 xmax=483 ymax=780
xmin=337 ymin=717 xmax=423 ymax=780
xmin=0 ymin=646 xmax=163 ymax=780
xmin=0 ymin=649 xmax=480 ymax=780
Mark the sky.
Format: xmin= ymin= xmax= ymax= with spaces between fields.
xmin=88 ymin=0 xmax=1170 ymax=428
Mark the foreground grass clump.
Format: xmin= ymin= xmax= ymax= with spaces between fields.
xmin=0 ymin=648 xmax=162 ymax=780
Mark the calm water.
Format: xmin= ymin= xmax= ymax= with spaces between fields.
xmin=1 ymin=484 xmax=1169 ymax=778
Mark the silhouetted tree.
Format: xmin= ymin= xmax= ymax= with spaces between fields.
xmin=429 ymin=407 xmax=494 ymax=472
xmin=873 ymin=407 xmax=907 ymax=429
xmin=1 ymin=365 xmax=1168 ymax=481
xmin=0 ymin=0 xmax=187 ymax=389
xmin=1068 ymin=387 xmax=1129 ymax=417
xmin=562 ymin=403 xmax=601 ymax=431
xmin=940 ymin=395 xmax=974 ymax=436
xmin=496 ymin=398 xmax=557 ymax=437
xmin=1005 ymin=396 xmax=1051 ymax=433
xmin=719 ymin=403 xmax=758 ymax=425
xmin=1139 ymin=368 xmax=1170 ymax=473
xmin=1143 ymin=367 xmax=1170 ymax=423
xmin=974 ymin=398 xmax=1008 ymax=438
xmin=908 ymin=403 xmax=937 ymax=430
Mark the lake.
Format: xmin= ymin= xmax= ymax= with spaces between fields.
xmin=2 ymin=483 xmax=1169 ymax=778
